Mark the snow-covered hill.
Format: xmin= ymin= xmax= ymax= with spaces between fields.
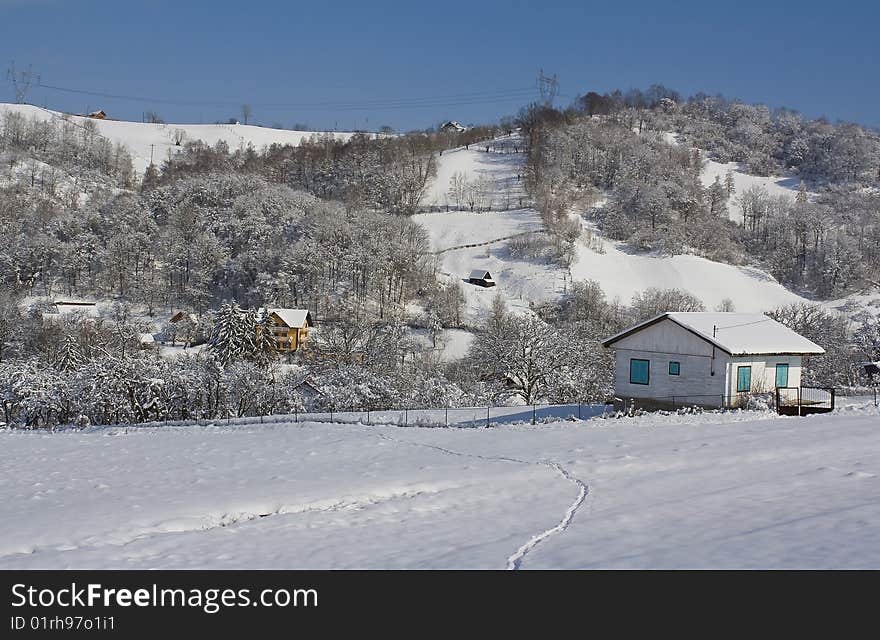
xmin=1 ymin=404 xmax=877 ymax=568
xmin=417 ymin=137 xmax=811 ymax=322
xmin=0 ymin=103 xmax=363 ymax=174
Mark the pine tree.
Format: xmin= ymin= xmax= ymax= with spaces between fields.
xmin=56 ymin=335 xmax=83 ymax=371
xmin=253 ymin=310 xmax=279 ymax=369
xmin=708 ymin=175 xmax=728 ymax=216
xmin=208 ymin=302 xmax=253 ymax=367
xmin=724 ymin=168 xmax=736 ymax=196
xmin=140 ymin=163 xmax=160 ymax=192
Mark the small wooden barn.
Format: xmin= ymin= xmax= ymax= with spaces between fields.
xmin=602 ymin=312 xmax=825 ymax=410
xmin=468 ymin=270 xmax=496 ymax=288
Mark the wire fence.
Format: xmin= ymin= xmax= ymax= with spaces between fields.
xmin=141 ymin=402 xmax=614 ymax=430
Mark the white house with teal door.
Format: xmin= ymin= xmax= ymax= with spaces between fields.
xmin=602 ymin=312 xmax=825 ymax=409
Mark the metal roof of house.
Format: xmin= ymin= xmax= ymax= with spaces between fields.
xmin=469 ymin=270 xmax=493 ymax=280
xmin=602 ymin=312 xmax=825 ymax=356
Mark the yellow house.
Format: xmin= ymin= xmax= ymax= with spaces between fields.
xmin=266 ymin=308 xmax=313 ymax=352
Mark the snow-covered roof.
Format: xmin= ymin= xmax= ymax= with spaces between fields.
xmin=47 ymin=301 xmax=100 ymax=317
xmin=170 ymin=311 xmax=199 ymax=323
xmin=441 ymin=121 xmax=466 ymax=131
xmin=269 ymin=308 xmax=313 ymax=328
xmin=469 ymin=270 xmax=493 ymax=280
xmin=603 ymin=312 xmax=825 ymax=356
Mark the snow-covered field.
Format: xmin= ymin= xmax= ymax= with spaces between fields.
xmin=0 ymin=103 xmax=362 ymax=174
xmin=2 ymin=404 xmax=878 ymax=569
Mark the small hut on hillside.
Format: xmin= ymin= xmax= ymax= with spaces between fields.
xmin=468 ymin=270 xmax=496 ymax=287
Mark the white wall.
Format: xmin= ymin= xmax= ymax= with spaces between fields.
xmin=611 ymin=319 xmax=728 ymax=405
xmin=725 ymin=356 xmax=803 ymax=400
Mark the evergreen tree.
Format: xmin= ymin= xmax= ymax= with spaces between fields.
xmin=208 ymin=302 xmax=253 ymax=367
xmin=56 ymin=335 xmax=83 ymax=372
xmin=253 ymin=310 xmax=279 ymax=369
xmin=724 ymin=168 xmax=736 ymax=196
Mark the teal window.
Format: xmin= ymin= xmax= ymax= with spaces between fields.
xmin=736 ymin=366 xmax=752 ymax=392
xmin=630 ymin=359 xmax=650 ymax=385
xmin=668 ymin=361 xmax=680 ymax=376
xmin=775 ymin=363 xmax=789 ymax=388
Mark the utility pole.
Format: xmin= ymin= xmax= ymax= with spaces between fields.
xmin=6 ymin=61 xmax=40 ymax=104
xmin=536 ymin=69 xmax=559 ymax=107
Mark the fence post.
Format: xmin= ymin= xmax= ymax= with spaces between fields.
xmin=367 ymin=409 xmax=371 ymax=425
xmin=672 ymin=396 xmax=676 ymax=411
xmin=330 ymin=409 xmax=334 ymax=423
xmin=532 ymin=405 xmax=536 ymax=425
xmin=404 ymin=408 xmax=408 ymax=427
xmin=578 ymin=403 xmax=581 ymax=420
xmin=797 ymin=387 xmax=802 ymax=417
xmin=295 ymin=407 xmax=298 ymax=423
xmin=445 ymin=407 xmax=448 ymax=427
xmin=830 ymin=388 xmax=835 ymax=410
xmin=486 ymin=406 xmax=490 ymax=428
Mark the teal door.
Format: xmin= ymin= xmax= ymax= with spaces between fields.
xmin=736 ymin=366 xmax=752 ymax=392
xmin=775 ymin=363 xmax=789 ymax=388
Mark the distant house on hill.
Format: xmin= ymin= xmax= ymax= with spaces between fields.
xmin=264 ymin=308 xmax=314 ymax=352
xmin=468 ymin=270 xmax=496 ymax=287
xmin=602 ymin=312 xmax=825 ymax=410
xmin=166 ymin=311 xmax=202 ymax=347
xmin=440 ymin=121 xmax=466 ymax=133
xmin=170 ymin=311 xmax=199 ymax=325
xmin=86 ymin=110 xmax=107 ymax=119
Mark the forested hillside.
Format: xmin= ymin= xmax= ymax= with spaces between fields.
xmin=1 ymin=85 xmax=879 ymax=428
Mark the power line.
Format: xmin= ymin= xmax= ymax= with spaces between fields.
xmin=28 ymin=80 xmax=538 ymax=111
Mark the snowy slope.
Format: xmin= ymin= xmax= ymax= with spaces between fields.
xmin=415 ymin=138 xmax=554 ymax=321
xmin=0 ymin=103 xmax=362 ymax=174
xmin=417 ymin=136 xmax=810 ymax=320
xmin=664 ymin=131 xmax=807 ymax=222
xmin=420 ymin=133 xmax=525 ymax=209
xmin=825 ymin=286 xmax=880 ymax=321
xmin=568 ymin=222 xmax=808 ymax=312
xmin=701 ymin=158 xmax=804 ymax=222
xmin=1 ymin=404 xmax=878 ymax=569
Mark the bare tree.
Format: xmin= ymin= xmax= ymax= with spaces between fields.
xmin=241 ymin=104 xmax=252 ymax=126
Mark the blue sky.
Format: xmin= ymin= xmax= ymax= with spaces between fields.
xmin=2 ymin=0 xmax=878 ymax=131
